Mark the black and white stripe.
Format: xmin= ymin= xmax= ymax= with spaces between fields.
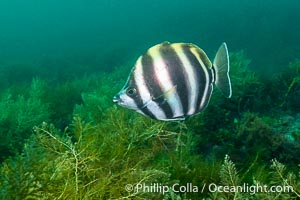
xmin=172 ymin=44 xmax=198 ymax=116
xmin=188 ymin=45 xmax=213 ymax=112
xmin=156 ymin=43 xmax=188 ymax=117
xmin=132 ymin=57 xmax=165 ymax=119
xmin=130 ymin=42 xmax=214 ymax=120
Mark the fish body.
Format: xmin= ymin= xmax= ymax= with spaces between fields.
xmin=113 ymin=42 xmax=231 ymax=121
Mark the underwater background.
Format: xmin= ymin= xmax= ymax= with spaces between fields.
xmin=0 ymin=0 xmax=299 ymax=199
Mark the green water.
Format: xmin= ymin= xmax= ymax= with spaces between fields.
xmin=0 ymin=0 xmax=299 ymax=199
xmin=1 ymin=0 xmax=299 ymax=76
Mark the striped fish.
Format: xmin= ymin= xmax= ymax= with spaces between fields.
xmin=113 ymin=42 xmax=232 ymax=121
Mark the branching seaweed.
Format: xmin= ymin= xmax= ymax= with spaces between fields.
xmin=0 ymin=52 xmax=300 ymax=199
xmin=270 ymin=159 xmax=300 ymax=199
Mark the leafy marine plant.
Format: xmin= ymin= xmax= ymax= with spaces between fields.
xmin=1 ymin=107 xmax=191 ymax=199
xmin=0 ymin=98 xmax=225 ymax=199
xmin=228 ymin=51 xmax=265 ymax=114
xmin=0 ymin=72 xmax=111 ymax=161
xmin=184 ymin=50 xmax=299 ymax=168
xmin=45 ymin=75 xmax=98 ymax=128
xmin=269 ymin=159 xmax=300 ymax=198
xmin=0 ymin=78 xmax=50 ymax=162
xmin=209 ymin=155 xmax=245 ymax=200
xmin=0 ymin=51 xmax=299 ymax=200
xmin=249 ymin=159 xmax=300 ymax=200
xmin=73 ymin=64 xmax=131 ymax=123
xmin=272 ymin=59 xmax=300 ymax=112
xmin=0 ymin=103 xmax=298 ymax=200
xmin=207 ymin=155 xmax=300 ymax=200
xmin=225 ymin=111 xmax=300 ymax=170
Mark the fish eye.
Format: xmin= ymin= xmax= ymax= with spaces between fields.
xmin=126 ymin=87 xmax=137 ymax=97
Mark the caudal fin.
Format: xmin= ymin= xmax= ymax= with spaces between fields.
xmin=213 ymin=42 xmax=232 ymax=98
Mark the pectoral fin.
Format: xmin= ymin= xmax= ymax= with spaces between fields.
xmin=152 ymin=85 xmax=177 ymax=105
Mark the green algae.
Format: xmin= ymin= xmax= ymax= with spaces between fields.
xmin=0 ymin=52 xmax=299 ymax=199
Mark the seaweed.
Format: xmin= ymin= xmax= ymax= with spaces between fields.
xmin=274 ymin=59 xmax=300 ymax=112
xmin=0 ymin=112 xmax=178 ymax=199
xmin=228 ymin=51 xmax=265 ymax=114
xmin=209 ymin=155 xmax=245 ymax=200
xmin=208 ymin=155 xmax=300 ymax=200
xmin=0 ymin=51 xmax=299 ymax=199
xmin=0 ymin=78 xmax=50 ymax=162
xmin=1 ymin=109 xmax=298 ymax=199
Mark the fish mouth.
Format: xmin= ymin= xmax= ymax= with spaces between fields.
xmin=112 ymin=96 xmax=137 ymax=110
xmin=113 ymin=95 xmax=121 ymax=103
